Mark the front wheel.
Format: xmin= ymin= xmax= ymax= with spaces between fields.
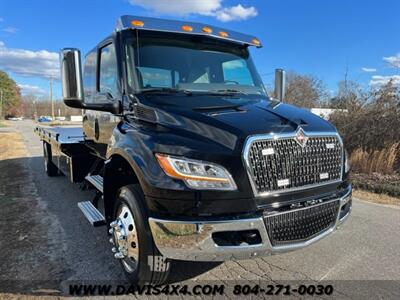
xmin=109 ymin=184 xmax=170 ymax=285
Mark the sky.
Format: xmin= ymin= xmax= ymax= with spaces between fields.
xmin=0 ymin=0 xmax=399 ymax=99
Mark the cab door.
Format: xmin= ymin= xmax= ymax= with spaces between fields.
xmin=86 ymin=42 xmax=121 ymax=156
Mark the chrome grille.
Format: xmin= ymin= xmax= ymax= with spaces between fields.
xmin=245 ymin=133 xmax=343 ymax=195
xmin=264 ymin=200 xmax=340 ymax=246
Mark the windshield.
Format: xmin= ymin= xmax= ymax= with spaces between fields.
xmin=126 ymin=31 xmax=267 ymax=97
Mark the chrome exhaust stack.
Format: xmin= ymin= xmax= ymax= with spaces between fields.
xmin=274 ymin=69 xmax=286 ymax=102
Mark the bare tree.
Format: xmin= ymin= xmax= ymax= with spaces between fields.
xmin=19 ymin=94 xmax=81 ymax=119
xmin=330 ymin=80 xmax=400 ymax=152
xmin=283 ymin=72 xmax=329 ymax=108
xmin=331 ymin=80 xmax=366 ymax=111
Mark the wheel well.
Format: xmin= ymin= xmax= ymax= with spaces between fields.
xmin=103 ymin=155 xmax=140 ymax=222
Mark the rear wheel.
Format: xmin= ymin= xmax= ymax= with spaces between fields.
xmin=109 ymin=184 xmax=170 ymax=285
xmin=43 ymin=142 xmax=58 ymax=177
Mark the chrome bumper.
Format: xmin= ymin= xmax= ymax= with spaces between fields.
xmin=149 ymin=188 xmax=352 ymax=261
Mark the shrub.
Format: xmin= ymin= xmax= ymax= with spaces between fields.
xmin=329 ymin=80 xmax=400 ymax=174
xmin=351 ymin=173 xmax=400 ymax=198
xmin=350 ymin=143 xmax=400 ymax=174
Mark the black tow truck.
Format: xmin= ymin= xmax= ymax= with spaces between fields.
xmin=35 ymin=16 xmax=352 ymax=284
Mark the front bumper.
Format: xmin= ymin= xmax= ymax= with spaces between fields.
xmin=149 ymin=187 xmax=352 ymax=261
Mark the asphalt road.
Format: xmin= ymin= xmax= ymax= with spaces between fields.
xmin=1 ymin=120 xmax=399 ymax=298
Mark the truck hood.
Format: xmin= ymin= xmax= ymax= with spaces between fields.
xmin=141 ymin=96 xmax=337 ymax=150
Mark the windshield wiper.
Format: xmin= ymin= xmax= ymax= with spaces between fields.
xmin=209 ymin=89 xmax=249 ymax=96
xmin=140 ymin=88 xmax=193 ymax=96
xmin=141 ymin=87 xmax=178 ymax=93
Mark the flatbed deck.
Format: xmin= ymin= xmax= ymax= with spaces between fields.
xmin=35 ymin=125 xmax=96 ymax=183
xmin=35 ymin=126 xmax=85 ymax=144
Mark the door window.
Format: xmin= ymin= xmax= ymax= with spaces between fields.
xmin=83 ymin=51 xmax=96 ymax=102
xmin=99 ymin=43 xmax=119 ymax=98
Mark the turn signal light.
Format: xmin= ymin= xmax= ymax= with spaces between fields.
xmin=202 ymin=26 xmax=213 ymax=34
xmin=131 ymin=20 xmax=144 ymax=27
xmin=219 ymin=31 xmax=229 ymax=38
xmin=182 ymin=25 xmax=193 ymax=32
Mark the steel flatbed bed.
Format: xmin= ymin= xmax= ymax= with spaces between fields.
xmin=35 ymin=125 xmax=96 ymax=183
xmin=35 ymin=126 xmax=85 ymax=144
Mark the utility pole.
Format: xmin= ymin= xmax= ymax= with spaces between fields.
xmin=0 ymin=89 xmax=3 ymax=119
xmin=33 ymin=100 xmax=37 ymax=119
xmin=50 ymin=77 xmax=55 ymax=120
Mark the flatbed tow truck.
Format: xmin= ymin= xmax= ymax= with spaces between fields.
xmin=35 ymin=16 xmax=352 ymax=284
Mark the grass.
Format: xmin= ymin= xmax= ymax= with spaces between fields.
xmin=0 ymin=121 xmax=6 ymax=127
xmin=0 ymin=132 xmax=27 ymax=160
xmin=350 ymin=143 xmax=400 ymax=174
xmin=349 ymin=144 xmax=400 ymax=202
xmin=353 ymin=189 xmax=400 ymax=206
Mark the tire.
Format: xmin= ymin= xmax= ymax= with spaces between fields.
xmin=111 ymin=184 xmax=170 ymax=285
xmin=43 ymin=142 xmax=58 ymax=177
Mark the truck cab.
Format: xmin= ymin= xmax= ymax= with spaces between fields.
xmin=41 ymin=15 xmax=351 ymax=284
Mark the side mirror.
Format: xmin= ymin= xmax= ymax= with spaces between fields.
xmin=274 ymin=69 xmax=286 ymax=102
xmin=60 ymin=48 xmax=121 ymax=114
xmin=60 ymin=48 xmax=84 ymax=107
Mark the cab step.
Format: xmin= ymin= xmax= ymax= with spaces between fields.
xmin=85 ymin=174 xmax=104 ymax=193
xmin=78 ymin=201 xmax=106 ymax=227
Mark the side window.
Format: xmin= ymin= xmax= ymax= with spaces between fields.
xmin=83 ymin=51 xmax=96 ymax=103
xmin=99 ymin=43 xmax=119 ymax=98
xmin=222 ymin=59 xmax=254 ymax=86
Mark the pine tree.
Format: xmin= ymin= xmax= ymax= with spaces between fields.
xmin=0 ymin=70 xmax=22 ymax=118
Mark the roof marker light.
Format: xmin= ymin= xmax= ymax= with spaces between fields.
xmin=182 ymin=25 xmax=193 ymax=32
xmin=219 ymin=31 xmax=229 ymax=38
xmin=252 ymin=38 xmax=261 ymax=46
xmin=202 ymin=26 xmax=212 ymax=34
xmin=131 ymin=20 xmax=144 ymax=27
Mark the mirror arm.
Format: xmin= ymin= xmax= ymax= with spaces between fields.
xmin=64 ymin=99 xmax=121 ymax=114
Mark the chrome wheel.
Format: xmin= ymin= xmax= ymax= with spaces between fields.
xmin=110 ymin=203 xmax=139 ymax=273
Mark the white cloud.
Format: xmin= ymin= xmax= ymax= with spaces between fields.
xmin=361 ymin=67 xmax=377 ymax=73
xmin=2 ymin=27 xmax=18 ymax=34
xmin=18 ymin=84 xmax=47 ymax=95
xmin=128 ymin=0 xmax=258 ymax=22
xmin=383 ymin=53 xmax=400 ymax=68
xmin=215 ymin=4 xmax=257 ymax=22
xmin=0 ymin=41 xmax=59 ymax=79
xmin=369 ymin=75 xmax=400 ymax=87
xmin=129 ymin=0 xmax=222 ymax=16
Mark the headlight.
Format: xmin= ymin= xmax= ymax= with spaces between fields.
xmin=344 ymin=150 xmax=350 ymax=173
xmin=155 ymin=154 xmax=237 ymax=191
